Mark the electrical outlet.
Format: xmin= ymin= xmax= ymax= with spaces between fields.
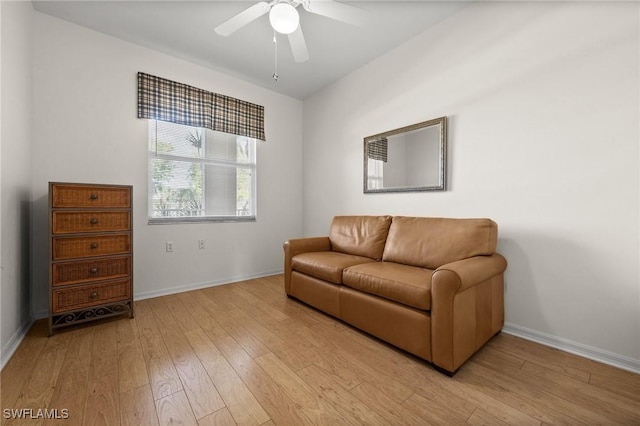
xmin=198 ymin=240 xmax=206 ymax=249
xmin=166 ymin=241 xmax=174 ymax=252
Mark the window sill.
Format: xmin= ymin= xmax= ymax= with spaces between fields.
xmin=148 ymin=216 xmax=256 ymax=225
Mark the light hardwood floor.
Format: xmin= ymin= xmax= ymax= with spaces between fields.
xmin=2 ymin=274 xmax=639 ymax=425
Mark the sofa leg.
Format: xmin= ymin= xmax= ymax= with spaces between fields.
xmin=434 ymin=365 xmax=458 ymax=377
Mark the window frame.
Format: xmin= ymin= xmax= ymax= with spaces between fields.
xmin=147 ymin=120 xmax=257 ymax=225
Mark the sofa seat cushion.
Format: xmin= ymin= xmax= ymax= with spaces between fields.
xmin=292 ymin=251 xmax=376 ymax=285
xmin=342 ymin=262 xmax=433 ymax=310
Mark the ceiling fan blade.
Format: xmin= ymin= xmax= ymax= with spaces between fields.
xmin=288 ymin=26 xmax=309 ymax=63
xmin=215 ymin=2 xmax=271 ymax=36
xmin=303 ymin=0 xmax=366 ymax=26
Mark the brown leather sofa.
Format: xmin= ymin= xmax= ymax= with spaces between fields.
xmin=283 ymin=215 xmax=507 ymax=375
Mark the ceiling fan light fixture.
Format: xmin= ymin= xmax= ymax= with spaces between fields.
xmin=269 ymin=2 xmax=299 ymax=34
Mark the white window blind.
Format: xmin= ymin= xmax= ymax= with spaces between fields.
xmin=148 ymin=120 xmax=256 ymax=223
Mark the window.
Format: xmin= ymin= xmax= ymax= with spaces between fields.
xmin=367 ymin=158 xmax=384 ymax=190
xmin=366 ymin=137 xmax=386 ymax=190
xmin=137 ymin=72 xmax=264 ymax=223
xmin=148 ymin=120 xmax=256 ymax=223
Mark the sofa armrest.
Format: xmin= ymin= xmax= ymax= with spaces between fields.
xmin=431 ymin=254 xmax=507 ymax=373
xmin=283 ymin=237 xmax=332 ymax=294
xmin=434 ymin=254 xmax=507 ymax=293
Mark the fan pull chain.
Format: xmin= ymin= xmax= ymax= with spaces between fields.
xmin=273 ymin=31 xmax=279 ymax=82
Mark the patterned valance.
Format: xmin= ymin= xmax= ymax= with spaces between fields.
xmin=367 ymin=138 xmax=388 ymax=162
xmin=137 ymin=72 xmax=265 ymax=141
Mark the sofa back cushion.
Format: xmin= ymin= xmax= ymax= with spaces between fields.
xmin=329 ymin=216 xmax=392 ymax=261
xmin=382 ymin=217 xmax=498 ymax=269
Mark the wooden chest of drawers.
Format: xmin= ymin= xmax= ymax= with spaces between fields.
xmin=49 ymin=182 xmax=133 ymax=335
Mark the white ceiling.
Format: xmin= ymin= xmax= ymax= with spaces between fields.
xmin=32 ymin=1 xmax=469 ymax=99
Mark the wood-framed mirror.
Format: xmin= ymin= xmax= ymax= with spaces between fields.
xmin=364 ymin=116 xmax=447 ymax=193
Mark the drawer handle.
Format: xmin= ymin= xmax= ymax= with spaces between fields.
xmin=89 ymin=292 xmax=98 ymax=299
xmin=90 ymin=194 xmax=98 ymax=200
xmin=89 ymin=267 xmax=98 ymax=274
xmin=90 ymin=218 xmax=99 ymax=225
xmin=90 ymin=243 xmax=99 ymax=249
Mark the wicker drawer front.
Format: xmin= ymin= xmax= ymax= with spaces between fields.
xmin=49 ymin=182 xmax=134 ymax=334
xmin=52 ymin=279 xmax=131 ymax=313
xmin=53 ymin=234 xmax=131 ymax=260
xmin=52 ymin=185 xmax=131 ymax=209
xmin=52 ymin=211 xmax=131 ymax=234
xmin=53 ymin=256 xmax=131 ymax=286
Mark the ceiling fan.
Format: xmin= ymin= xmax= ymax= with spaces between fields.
xmin=214 ymin=0 xmax=365 ymax=63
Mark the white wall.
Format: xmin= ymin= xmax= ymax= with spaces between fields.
xmin=1 ymin=1 xmax=34 ymax=367
xmin=31 ymin=12 xmax=303 ymax=317
xmin=405 ymin=126 xmax=439 ymax=187
xmin=384 ymin=135 xmax=407 ymax=187
xmin=303 ymin=2 xmax=640 ymax=368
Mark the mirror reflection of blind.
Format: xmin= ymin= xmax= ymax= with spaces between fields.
xmin=368 ymin=138 xmax=388 ymax=162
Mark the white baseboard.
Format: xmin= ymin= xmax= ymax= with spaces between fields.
xmin=503 ymin=322 xmax=640 ymax=375
xmin=1 ymin=318 xmax=35 ymax=370
xmin=134 ymin=269 xmax=283 ymax=301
